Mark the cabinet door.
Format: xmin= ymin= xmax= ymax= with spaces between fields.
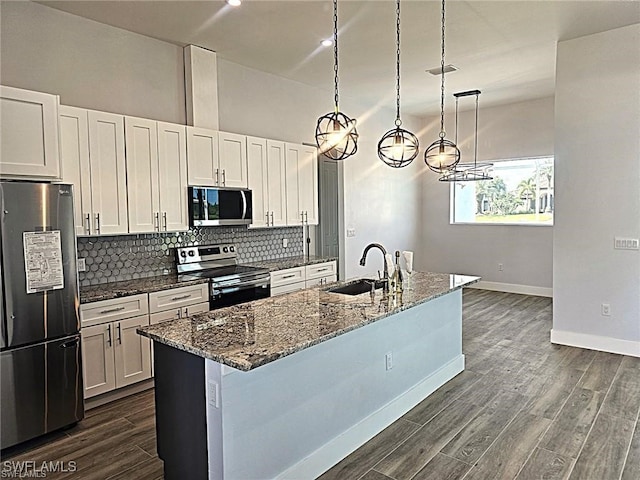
xmin=125 ymin=117 xmax=160 ymax=233
xmin=81 ymin=323 xmax=116 ymax=399
xmin=114 ymin=315 xmax=151 ymax=388
xmin=60 ymin=106 xmax=93 ymax=236
xmin=87 ymin=111 xmax=128 ymax=235
xmin=285 ymin=144 xmax=303 ymax=225
xmin=267 ymin=140 xmax=287 ymax=226
xmin=0 ymin=86 xmax=60 ymax=179
xmin=218 ymin=132 xmax=248 ymax=188
xmin=247 ymin=136 xmax=268 ymax=228
xmin=298 ymin=145 xmax=319 ymax=225
xmin=158 ymin=122 xmax=189 ymax=232
xmin=182 ymin=302 xmax=209 ymax=318
xmin=186 ymin=127 xmax=219 ymax=186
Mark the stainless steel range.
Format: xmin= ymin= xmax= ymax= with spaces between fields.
xmin=176 ymin=244 xmax=270 ymax=309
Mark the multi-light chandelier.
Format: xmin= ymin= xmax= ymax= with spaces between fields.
xmin=377 ymin=0 xmax=419 ymax=168
xmin=315 ymin=0 xmax=359 ymax=161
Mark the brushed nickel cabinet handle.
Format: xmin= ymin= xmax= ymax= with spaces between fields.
xmin=116 ymin=323 xmax=122 ymax=344
xmin=270 ymin=212 xmax=274 ymax=226
xmin=155 ymin=212 xmax=160 ymax=231
xmin=163 ymin=212 xmax=168 ymax=231
xmin=282 ymin=274 xmax=297 ymax=279
xmin=99 ymin=306 xmax=126 ymax=314
xmin=85 ymin=214 xmax=91 ymax=234
xmin=106 ymin=324 xmax=112 ymax=347
xmin=171 ymin=294 xmax=192 ymax=301
xmin=215 ymin=169 xmax=220 ymax=185
xmin=222 ymin=169 xmax=226 ymax=186
xmin=95 ymin=213 xmax=101 ymax=234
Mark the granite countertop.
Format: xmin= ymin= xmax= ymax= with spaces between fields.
xmin=137 ymin=272 xmax=480 ymax=372
xmin=79 ymin=275 xmax=209 ymax=304
xmin=245 ymin=255 xmax=338 ymax=272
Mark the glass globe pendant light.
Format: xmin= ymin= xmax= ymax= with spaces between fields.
xmin=315 ymin=0 xmax=359 ymax=161
xmin=378 ymin=0 xmax=419 ymax=168
xmin=425 ymin=0 xmax=460 ymax=173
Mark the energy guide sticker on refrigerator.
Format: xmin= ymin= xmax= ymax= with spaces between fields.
xmin=23 ymin=230 xmax=65 ymax=293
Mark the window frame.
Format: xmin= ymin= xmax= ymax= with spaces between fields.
xmin=449 ymin=155 xmax=554 ymax=227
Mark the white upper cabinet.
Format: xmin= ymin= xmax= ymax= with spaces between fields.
xmin=218 ymin=131 xmax=248 ymax=188
xmin=285 ymin=143 xmax=319 ymax=226
xmin=247 ymin=136 xmax=269 ymax=228
xmin=157 ymin=122 xmax=189 ymax=232
xmin=61 ymin=106 xmax=128 ymax=235
xmin=126 ymin=117 xmax=189 ymax=234
xmin=125 ymin=117 xmax=159 ymax=233
xmin=186 ymin=126 xmax=219 ymax=186
xmin=186 ymin=127 xmax=248 ymax=188
xmin=59 ymin=106 xmax=92 ymax=236
xmin=267 ymin=140 xmax=287 ymax=226
xmin=0 ymin=86 xmax=61 ymax=180
xmin=87 ymin=111 xmax=129 ymax=235
xmin=247 ymin=137 xmax=287 ymax=228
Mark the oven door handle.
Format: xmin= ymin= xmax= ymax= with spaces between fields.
xmin=211 ymin=278 xmax=270 ymax=295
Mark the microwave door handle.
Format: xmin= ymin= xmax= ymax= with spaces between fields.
xmin=241 ymin=190 xmax=247 ymax=220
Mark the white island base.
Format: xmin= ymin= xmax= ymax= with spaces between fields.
xmin=153 ymin=289 xmax=464 ymax=479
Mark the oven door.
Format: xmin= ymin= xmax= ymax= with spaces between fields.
xmin=209 ymin=277 xmax=270 ymax=310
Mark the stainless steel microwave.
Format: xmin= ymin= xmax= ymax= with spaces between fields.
xmin=188 ymin=186 xmax=253 ymax=227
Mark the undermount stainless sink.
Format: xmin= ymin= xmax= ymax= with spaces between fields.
xmin=326 ymin=279 xmax=386 ymax=296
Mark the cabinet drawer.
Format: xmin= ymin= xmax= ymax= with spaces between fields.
xmin=270 ymin=267 xmax=305 ymax=288
xmin=271 ymin=281 xmax=306 ymax=297
xmin=305 ymin=261 xmax=337 ymax=280
xmin=148 ymin=283 xmax=209 ymax=313
xmin=305 ymin=275 xmax=337 ymax=289
xmin=80 ymin=294 xmax=149 ymax=328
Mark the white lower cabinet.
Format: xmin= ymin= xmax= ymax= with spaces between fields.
xmin=80 ymin=295 xmax=151 ymax=399
xmin=81 ymin=314 xmax=151 ymax=399
xmin=270 ymin=261 xmax=337 ymax=296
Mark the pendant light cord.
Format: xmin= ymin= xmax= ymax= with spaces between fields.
xmin=439 ymin=0 xmax=446 ymax=138
xmin=333 ymin=0 xmax=340 ymax=112
xmin=395 ymin=0 xmax=402 ymax=126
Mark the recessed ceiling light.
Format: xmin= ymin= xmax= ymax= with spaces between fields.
xmin=426 ymin=64 xmax=458 ymax=75
xmin=321 ymin=39 xmax=333 ymax=47
xmin=226 ymin=0 xmax=241 ymax=7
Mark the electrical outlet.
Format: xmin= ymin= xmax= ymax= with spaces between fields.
xmin=77 ymin=258 xmax=86 ymax=272
xmin=601 ymin=303 xmax=611 ymax=316
xmin=498 ymin=263 xmax=504 ymax=272
xmin=614 ymin=237 xmax=639 ymax=250
xmin=346 ymin=228 xmax=356 ymax=238
xmin=208 ymin=381 xmax=219 ymax=408
xmin=385 ymin=352 xmax=393 ymax=371
xmin=283 ymin=238 xmax=288 ymax=248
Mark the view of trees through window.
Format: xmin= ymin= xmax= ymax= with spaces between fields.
xmin=451 ymin=157 xmax=554 ymax=225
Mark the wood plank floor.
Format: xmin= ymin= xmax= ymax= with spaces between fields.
xmin=2 ymin=289 xmax=639 ymax=480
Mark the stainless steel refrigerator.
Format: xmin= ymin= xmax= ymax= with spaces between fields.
xmin=1 ymin=181 xmax=83 ymax=449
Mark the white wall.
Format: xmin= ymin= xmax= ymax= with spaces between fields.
xmin=552 ymin=24 xmax=640 ymax=356
xmin=217 ymin=59 xmax=424 ymax=279
xmin=0 ymin=1 xmax=185 ymax=124
xmin=419 ymin=97 xmax=554 ymax=291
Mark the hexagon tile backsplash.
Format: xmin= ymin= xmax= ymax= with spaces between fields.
xmin=76 ymin=226 xmax=304 ymax=286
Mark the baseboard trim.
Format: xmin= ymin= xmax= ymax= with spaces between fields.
xmin=84 ymin=379 xmax=155 ymax=410
xmin=275 ymin=355 xmax=465 ymax=480
xmin=469 ymin=281 xmax=552 ymax=298
xmin=551 ymin=329 xmax=640 ymax=358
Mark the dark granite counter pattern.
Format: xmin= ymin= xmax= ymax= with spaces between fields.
xmin=245 ymin=255 xmax=337 ymax=272
xmin=80 ymin=275 xmax=209 ymax=304
xmin=138 ymin=272 xmax=479 ymax=371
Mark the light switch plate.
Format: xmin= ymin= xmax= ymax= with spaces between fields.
xmin=77 ymin=258 xmax=86 ymax=272
xmin=347 ymin=228 xmax=356 ymax=238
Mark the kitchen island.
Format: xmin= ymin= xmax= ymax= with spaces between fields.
xmin=138 ymin=272 xmax=479 ymax=480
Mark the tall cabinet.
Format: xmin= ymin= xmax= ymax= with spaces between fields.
xmin=59 ymin=106 xmax=128 ymax=235
xmin=286 ymin=143 xmax=319 ymax=226
xmin=247 ymin=137 xmax=287 ymax=227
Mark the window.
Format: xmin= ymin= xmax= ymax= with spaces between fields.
xmin=451 ymin=156 xmax=554 ymax=225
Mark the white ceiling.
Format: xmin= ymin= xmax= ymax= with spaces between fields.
xmin=37 ymin=0 xmax=640 ymax=116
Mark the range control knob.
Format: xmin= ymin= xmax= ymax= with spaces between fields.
xmin=223 ymin=247 xmax=229 ymax=253
xmin=188 ymin=250 xmax=195 ymax=257
xmin=229 ymin=246 xmax=235 ymax=252
xmin=180 ymin=251 xmax=187 ymax=257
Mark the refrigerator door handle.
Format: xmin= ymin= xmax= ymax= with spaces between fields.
xmin=60 ymin=338 xmax=80 ymax=349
